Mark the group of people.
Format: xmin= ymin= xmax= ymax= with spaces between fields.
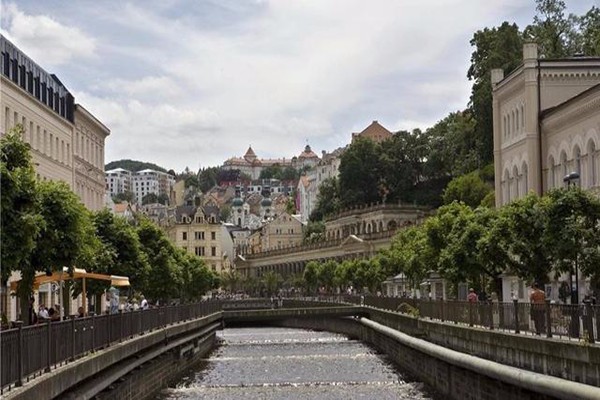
xmin=35 ymin=303 xmax=61 ymax=322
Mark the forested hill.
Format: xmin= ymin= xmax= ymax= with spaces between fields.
xmin=105 ymin=159 xmax=168 ymax=173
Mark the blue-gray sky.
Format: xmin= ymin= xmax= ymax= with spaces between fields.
xmin=1 ymin=0 xmax=595 ymax=171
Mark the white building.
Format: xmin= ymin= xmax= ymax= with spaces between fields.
xmin=105 ymin=168 xmax=132 ymax=197
xmin=132 ymin=169 xmax=175 ymax=205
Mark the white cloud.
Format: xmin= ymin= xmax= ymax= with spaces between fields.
xmin=7 ymin=0 xmax=594 ymax=171
xmin=0 ymin=3 xmax=96 ymax=66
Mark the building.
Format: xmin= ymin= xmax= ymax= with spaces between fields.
xmin=0 ymin=35 xmax=109 ymax=211
xmin=167 ymin=205 xmax=233 ymax=273
xmin=351 ymin=120 xmax=392 ymax=143
xmin=105 ymin=168 xmax=133 ymax=197
xmin=261 ymin=212 xmax=304 ymax=251
xmin=492 ymin=43 xmax=600 ymax=303
xmin=132 ymin=169 xmax=175 ymax=205
xmin=222 ymin=145 xmax=321 ymax=180
xmin=492 ymin=43 xmax=600 ymax=206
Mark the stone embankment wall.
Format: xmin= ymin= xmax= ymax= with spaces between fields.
xmin=275 ymin=313 xmax=600 ymax=400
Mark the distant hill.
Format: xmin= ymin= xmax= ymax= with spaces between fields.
xmin=105 ymin=159 xmax=168 ymax=173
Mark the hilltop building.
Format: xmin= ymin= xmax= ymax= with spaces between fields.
xmin=222 ymin=144 xmax=320 ymax=179
xmin=351 ymin=120 xmax=392 ymax=143
xmin=0 ymin=35 xmax=109 ymax=211
xmin=105 ymin=167 xmax=175 ymax=205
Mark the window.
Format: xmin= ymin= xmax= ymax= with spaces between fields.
xmin=195 ymin=231 xmax=205 ymax=240
xmin=211 ymin=246 xmax=217 ymax=256
xmin=211 ymin=232 xmax=216 ymax=240
xmin=195 ymin=246 xmax=205 ymax=256
xmin=182 ymin=232 xmax=187 ymax=241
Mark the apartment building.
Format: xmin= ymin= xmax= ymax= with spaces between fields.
xmin=0 ymin=35 xmax=109 ymax=211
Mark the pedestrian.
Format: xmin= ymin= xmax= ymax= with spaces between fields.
xmin=27 ymin=297 xmax=37 ymax=325
xmin=467 ymin=288 xmax=478 ymax=303
xmin=529 ymin=283 xmax=546 ymax=335
xmin=140 ymin=295 xmax=149 ymax=310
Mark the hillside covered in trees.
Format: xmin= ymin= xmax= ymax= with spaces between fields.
xmin=105 ymin=159 xmax=169 ymax=173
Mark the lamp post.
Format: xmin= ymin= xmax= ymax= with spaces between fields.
xmin=563 ymin=172 xmax=580 ymax=304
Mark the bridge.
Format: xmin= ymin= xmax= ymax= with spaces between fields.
xmin=1 ymin=298 xmax=599 ymax=400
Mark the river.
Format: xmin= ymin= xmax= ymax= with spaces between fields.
xmin=159 ymin=327 xmax=437 ymax=400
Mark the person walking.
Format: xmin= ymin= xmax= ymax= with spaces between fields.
xmin=529 ymin=283 xmax=546 ymax=335
xmin=467 ymin=288 xmax=478 ymax=303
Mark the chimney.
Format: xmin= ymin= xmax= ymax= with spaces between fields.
xmin=491 ymin=68 xmax=504 ymax=86
xmin=523 ymin=42 xmax=538 ymax=62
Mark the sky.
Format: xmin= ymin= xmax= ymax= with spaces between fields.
xmin=0 ymin=0 xmax=596 ymax=172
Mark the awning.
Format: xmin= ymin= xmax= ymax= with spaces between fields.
xmin=9 ymin=267 xmax=130 ymax=291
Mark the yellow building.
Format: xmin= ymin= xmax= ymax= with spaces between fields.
xmin=0 ymin=35 xmax=109 ymax=211
xmin=167 ymin=205 xmax=234 ymax=273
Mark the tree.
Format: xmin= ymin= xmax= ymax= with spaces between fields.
xmin=105 ymin=159 xmax=167 ymax=173
xmin=180 ymin=252 xmax=217 ymax=301
xmin=262 ymin=271 xmax=282 ymax=296
xmin=303 ymin=261 xmax=320 ymax=293
xmin=544 ymin=188 xmax=600 ymax=292
xmin=157 ymin=193 xmax=170 ymax=205
xmin=442 ymin=172 xmax=493 ymax=208
xmin=220 ymin=270 xmax=242 ymax=292
xmin=468 ymin=22 xmax=523 ymax=164
xmin=318 ymin=260 xmax=337 ymax=292
xmin=309 ymin=177 xmax=341 ymax=221
xmin=303 ymin=220 xmax=325 ymax=244
xmin=524 ymin=0 xmax=581 ymax=58
xmin=338 ymin=137 xmax=381 ymax=208
xmin=281 ymin=166 xmax=299 ymax=181
xmin=259 ymin=164 xmax=283 ymax=180
xmin=0 ymin=126 xmax=43 ymax=288
xmin=142 ymin=192 xmax=159 ymax=205
xmin=136 ymin=218 xmax=182 ymax=303
xmin=580 ymin=6 xmax=600 ymax=56
xmin=220 ymin=204 xmax=231 ymax=222
xmin=113 ymin=191 xmax=135 ymax=204
xmin=499 ymin=193 xmax=553 ymax=285
xmin=91 ymin=210 xmax=150 ymax=292
xmin=198 ymin=167 xmax=220 ymax=192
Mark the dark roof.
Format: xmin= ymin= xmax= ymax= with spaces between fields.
xmin=174 ymin=205 xmax=196 ymax=223
xmin=202 ymin=204 xmax=220 ymax=218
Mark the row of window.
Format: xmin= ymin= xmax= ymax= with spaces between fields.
xmin=4 ymin=106 xmax=72 ymax=166
xmin=503 ymin=103 xmax=525 ymax=140
xmin=75 ymin=130 xmax=102 ymax=169
xmin=182 ymin=231 xmax=217 ymax=241
xmin=193 ymin=246 xmax=217 ymax=257
xmin=1 ymin=43 xmax=74 ymax=123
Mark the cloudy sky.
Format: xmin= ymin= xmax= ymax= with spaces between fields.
xmin=0 ymin=1 xmax=595 ymax=171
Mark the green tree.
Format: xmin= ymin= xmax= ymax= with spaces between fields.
xmin=142 ymin=192 xmax=159 ymax=205
xmin=303 ymin=261 xmax=320 ymax=293
xmin=468 ymin=22 xmax=523 ymax=164
xmin=333 ymin=260 xmax=354 ymax=292
xmin=281 ymin=166 xmax=299 ymax=181
xmin=303 ymin=220 xmax=325 ymax=244
xmin=198 ymin=167 xmax=219 ymax=192
xmin=91 ymin=210 xmax=150 ymax=291
xmin=309 ymin=177 xmax=340 ymax=221
xmin=262 ymin=271 xmax=283 ymax=296
xmin=580 ymin=6 xmax=600 ymax=55
xmin=157 ymin=193 xmax=170 ymax=205
xmin=113 ymin=190 xmax=135 ymax=204
xmin=318 ymin=260 xmax=337 ymax=292
xmin=443 ymin=172 xmax=493 ymax=208
xmin=0 ymin=126 xmax=42 ymax=288
xmin=259 ymin=164 xmax=283 ymax=180
xmin=544 ymin=188 xmax=600 ymax=291
xmin=220 ymin=270 xmax=242 ymax=292
xmin=220 ymin=204 xmax=232 ymax=222
xmin=524 ymin=0 xmax=581 ymax=58
xmin=180 ymin=251 xmax=217 ymax=301
xmin=136 ymin=218 xmax=182 ymax=303
xmin=338 ymin=137 xmax=381 ymax=208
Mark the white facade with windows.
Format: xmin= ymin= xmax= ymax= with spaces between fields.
xmin=492 ymin=43 xmax=600 ymax=206
xmin=105 ymin=168 xmax=132 ymax=197
xmin=132 ymin=169 xmax=175 ymax=204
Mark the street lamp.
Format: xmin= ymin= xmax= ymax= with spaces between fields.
xmin=563 ymin=171 xmax=580 ymax=304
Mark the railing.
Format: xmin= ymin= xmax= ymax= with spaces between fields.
xmin=301 ymin=295 xmax=599 ymax=343
xmin=0 ymin=301 xmax=222 ymax=393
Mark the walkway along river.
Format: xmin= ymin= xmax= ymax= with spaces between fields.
xmin=159 ymin=327 xmax=438 ymax=400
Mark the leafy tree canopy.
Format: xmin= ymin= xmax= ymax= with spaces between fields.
xmin=105 ymin=159 xmax=167 ymax=173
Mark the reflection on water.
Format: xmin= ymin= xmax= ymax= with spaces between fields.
xmin=159 ymin=327 xmax=436 ymax=400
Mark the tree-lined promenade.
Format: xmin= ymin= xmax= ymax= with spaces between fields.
xmin=293 ymin=189 xmax=600 ymax=301
xmin=1 ymin=127 xmax=219 ymax=325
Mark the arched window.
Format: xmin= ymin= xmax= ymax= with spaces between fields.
xmin=548 ymin=155 xmax=556 ymax=189
xmin=522 ymin=162 xmax=528 ymax=194
xmin=560 ymin=151 xmax=568 ymax=185
xmin=588 ymin=140 xmax=597 ymax=187
xmin=503 ymin=115 xmax=508 ymax=139
xmin=520 ymin=104 xmax=525 ymax=128
xmin=503 ymin=170 xmax=510 ymax=204
xmin=512 ymin=166 xmax=520 ymax=200
xmin=516 ymin=108 xmax=520 ymax=133
xmin=573 ymin=146 xmax=583 ymax=186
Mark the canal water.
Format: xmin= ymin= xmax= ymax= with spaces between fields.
xmin=159 ymin=327 xmax=437 ymax=400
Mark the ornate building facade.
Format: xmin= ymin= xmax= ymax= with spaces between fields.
xmin=492 ymin=43 xmax=600 ymax=206
xmin=0 ymin=35 xmax=109 ymax=211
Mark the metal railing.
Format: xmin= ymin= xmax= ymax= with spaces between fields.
xmin=0 ymin=301 xmax=222 ymax=393
xmin=299 ymin=294 xmax=599 ymax=343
